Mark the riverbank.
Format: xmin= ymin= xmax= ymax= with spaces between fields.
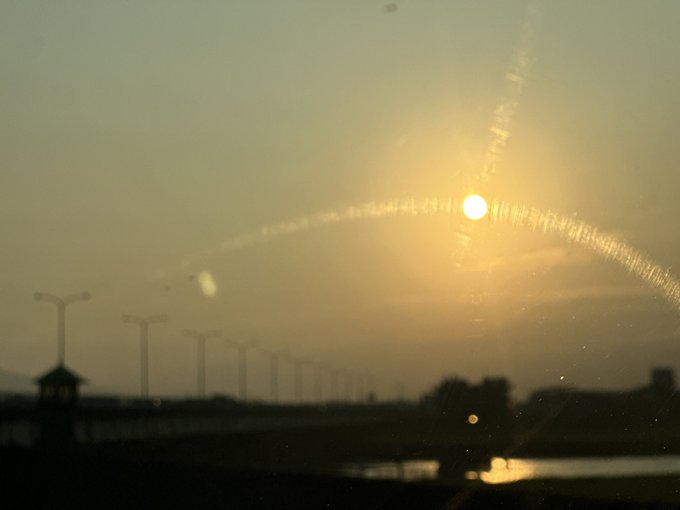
xmin=1 ymin=445 xmax=670 ymax=509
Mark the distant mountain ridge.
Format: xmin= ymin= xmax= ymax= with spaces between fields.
xmin=0 ymin=367 xmax=34 ymax=394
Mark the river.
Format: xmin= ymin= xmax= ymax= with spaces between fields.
xmin=340 ymin=455 xmax=680 ymax=484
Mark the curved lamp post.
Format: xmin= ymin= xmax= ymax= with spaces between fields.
xmin=183 ymin=329 xmax=222 ymax=398
xmin=225 ymin=338 xmax=258 ymax=402
xmin=259 ymin=347 xmax=287 ymax=403
xmin=122 ymin=314 xmax=168 ymax=399
xmin=313 ymin=361 xmax=329 ymax=404
xmin=290 ymin=356 xmax=312 ymax=403
xmin=34 ymin=291 xmax=91 ymax=365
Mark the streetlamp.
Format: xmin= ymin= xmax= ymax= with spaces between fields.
xmin=330 ymin=366 xmax=340 ymax=402
xmin=225 ymin=338 xmax=257 ymax=402
xmin=121 ymin=314 xmax=168 ymax=399
xmin=34 ymin=291 xmax=91 ymax=365
xmin=313 ymin=362 xmax=328 ymax=404
xmin=183 ymin=329 xmax=221 ymax=398
xmin=367 ymin=374 xmax=377 ymax=402
xmin=259 ymin=348 xmax=286 ymax=403
xmin=343 ymin=370 xmax=354 ymax=403
xmin=356 ymin=373 xmax=366 ymax=403
xmin=290 ymin=356 xmax=311 ymax=403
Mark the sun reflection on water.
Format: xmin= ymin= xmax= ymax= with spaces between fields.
xmin=476 ymin=457 xmax=536 ymax=484
xmin=474 ymin=455 xmax=680 ymax=484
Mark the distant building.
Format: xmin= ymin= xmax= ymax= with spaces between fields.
xmin=651 ymin=367 xmax=675 ymax=395
xmin=36 ymin=365 xmax=85 ymax=447
xmin=422 ymin=376 xmax=511 ymax=428
xmin=522 ymin=367 xmax=679 ymax=427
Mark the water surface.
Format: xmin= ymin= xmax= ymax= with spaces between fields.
xmin=474 ymin=455 xmax=680 ymax=484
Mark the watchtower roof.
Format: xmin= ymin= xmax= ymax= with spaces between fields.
xmin=36 ymin=365 xmax=85 ymax=385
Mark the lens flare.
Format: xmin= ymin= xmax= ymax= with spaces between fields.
xmin=197 ymin=270 xmax=218 ymax=297
xmin=463 ymin=195 xmax=488 ymax=220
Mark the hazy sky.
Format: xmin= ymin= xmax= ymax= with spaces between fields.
xmin=3 ymin=1 xmax=680 ymax=400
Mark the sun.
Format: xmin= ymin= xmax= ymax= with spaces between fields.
xmin=462 ymin=194 xmax=488 ymax=220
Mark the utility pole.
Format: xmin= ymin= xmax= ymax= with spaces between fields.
xmin=34 ymin=291 xmax=91 ymax=365
xmin=183 ymin=329 xmax=221 ymax=398
xmin=121 ymin=314 xmax=168 ymax=399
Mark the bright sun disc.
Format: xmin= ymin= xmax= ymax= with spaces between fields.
xmin=463 ymin=194 xmax=488 ymax=220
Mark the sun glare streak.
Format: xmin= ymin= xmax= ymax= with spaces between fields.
xmin=163 ymin=195 xmax=680 ymax=313
xmin=478 ymin=1 xmax=541 ymax=184
xmin=214 ymin=198 xmax=460 ymax=255
xmin=489 ymin=201 xmax=680 ymax=310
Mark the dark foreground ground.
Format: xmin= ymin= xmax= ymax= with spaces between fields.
xmin=1 ymin=444 xmax=679 ymax=510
